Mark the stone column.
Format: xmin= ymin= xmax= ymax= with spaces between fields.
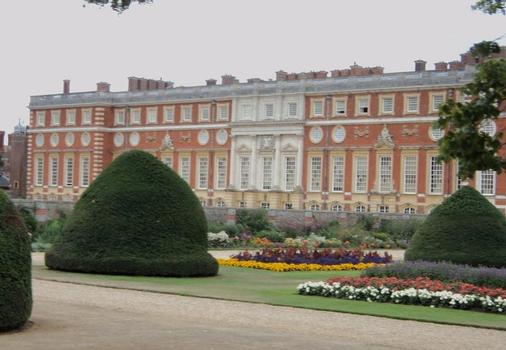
xmin=273 ymin=135 xmax=281 ymax=189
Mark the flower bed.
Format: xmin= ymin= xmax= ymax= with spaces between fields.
xmin=297 ymin=277 xmax=506 ymax=313
xmin=363 ymin=261 xmax=506 ymax=289
xmin=232 ymin=248 xmax=392 ymax=265
xmin=217 ymin=258 xmax=377 ymax=272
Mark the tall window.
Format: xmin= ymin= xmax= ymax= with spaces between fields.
xmin=264 ymin=103 xmax=274 ymax=118
xmin=216 ymin=157 xmax=227 ymax=189
xmin=455 ymin=160 xmax=463 ymax=191
xmin=51 ymin=111 xmax=60 ymax=126
xmin=403 ymin=156 xmax=417 ymax=193
xmin=182 ymin=106 xmax=193 ymax=122
xmin=199 ymin=105 xmax=210 ymax=122
xmin=285 ymin=156 xmax=296 ymax=191
xmin=357 ymin=97 xmax=369 ymax=115
xmin=332 ymin=156 xmax=344 ymax=192
xmin=130 ymin=109 xmax=141 ymax=124
xmin=240 ymin=104 xmax=253 ymax=120
xmin=240 ymin=157 xmax=250 ymax=190
xmin=406 ymin=95 xmax=419 ymax=113
xmin=162 ymin=157 xmax=172 ymax=168
xmin=310 ymin=157 xmax=322 ymax=192
xmin=313 ymin=101 xmax=323 ymax=116
xmin=80 ymin=156 xmax=90 ymax=187
xmin=35 ymin=157 xmax=44 ymax=186
xmin=288 ymin=102 xmax=297 ymax=117
xmin=429 ymin=156 xmax=443 ymax=194
xmin=335 ymin=100 xmax=346 ymax=116
xmin=164 ymin=107 xmax=174 ymax=123
xmin=217 ymin=105 xmax=229 ymax=121
xmin=382 ymin=97 xmax=393 ymax=114
xmin=82 ymin=109 xmax=92 ymax=125
xmin=36 ymin=112 xmax=45 ymax=127
xmin=479 ymin=170 xmax=495 ymax=195
xmin=179 ymin=157 xmax=190 ymax=183
xmin=147 ymin=108 xmax=157 ymax=124
xmin=50 ymin=157 xmax=58 ymax=187
xmin=115 ymin=110 xmax=125 ymax=125
xmin=262 ymin=157 xmax=273 ymax=190
xmin=65 ymin=157 xmax=73 ymax=187
xmin=432 ymin=94 xmax=444 ymax=112
xmin=378 ymin=156 xmax=392 ymax=192
xmin=198 ymin=157 xmax=208 ymax=189
xmin=66 ymin=110 xmax=76 ymax=125
xmin=354 ymin=156 xmax=368 ymax=193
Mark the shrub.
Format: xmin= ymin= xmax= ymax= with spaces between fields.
xmin=34 ymin=218 xmax=66 ymax=245
xmin=363 ymin=261 xmax=506 ymax=289
xmin=405 ymin=186 xmax=506 ymax=267
xmin=378 ymin=218 xmax=423 ymax=241
xmin=45 ymin=150 xmax=218 ymax=277
xmin=255 ymin=229 xmax=285 ymax=243
xmin=236 ymin=208 xmax=271 ymax=233
xmin=314 ymin=220 xmax=340 ymax=239
xmin=208 ymin=222 xmax=243 ymax=237
xmin=207 ymin=231 xmax=232 ymax=248
xmin=18 ymin=208 xmax=37 ymax=234
xmin=356 ymin=215 xmax=376 ymax=231
xmin=0 ymin=191 xmax=32 ymax=331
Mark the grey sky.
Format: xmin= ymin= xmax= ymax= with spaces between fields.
xmin=0 ymin=0 xmax=504 ymax=133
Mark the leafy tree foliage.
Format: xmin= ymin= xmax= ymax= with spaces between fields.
xmin=472 ymin=0 xmax=506 ymax=14
xmin=84 ymin=0 xmax=153 ymax=13
xmin=436 ymin=42 xmax=506 ymax=179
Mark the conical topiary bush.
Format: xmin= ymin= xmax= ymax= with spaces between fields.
xmin=405 ymin=186 xmax=506 ymax=267
xmin=45 ymin=150 xmax=218 ymax=277
xmin=0 ymin=190 xmax=32 ymax=331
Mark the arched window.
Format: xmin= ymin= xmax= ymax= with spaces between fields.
xmin=355 ymin=204 xmax=366 ymax=213
xmin=404 ymin=207 xmax=416 ymax=215
xmin=331 ymin=203 xmax=343 ymax=212
xmin=216 ymin=199 xmax=226 ymax=208
xmin=309 ymin=202 xmax=321 ymax=211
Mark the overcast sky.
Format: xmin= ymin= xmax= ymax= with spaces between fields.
xmin=0 ymin=0 xmax=504 ymax=133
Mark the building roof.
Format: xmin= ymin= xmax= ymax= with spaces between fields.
xmin=29 ymin=68 xmax=475 ymax=109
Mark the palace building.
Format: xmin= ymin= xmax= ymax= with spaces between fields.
xmin=27 ymin=51 xmax=506 ymax=214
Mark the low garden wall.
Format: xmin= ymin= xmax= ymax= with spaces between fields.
xmin=12 ymin=199 xmax=425 ymax=226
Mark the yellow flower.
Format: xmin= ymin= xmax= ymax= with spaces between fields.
xmin=217 ymin=259 xmax=380 ymax=272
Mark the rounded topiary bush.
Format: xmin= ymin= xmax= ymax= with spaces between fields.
xmin=0 ymin=190 xmax=32 ymax=331
xmin=45 ymin=150 xmax=218 ymax=277
xmin=405 ymin=186 xmax=506 ymax=267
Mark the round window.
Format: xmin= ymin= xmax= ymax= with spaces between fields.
xmin=65 ymin=132 xmax=75 ymax=147
xmin=35 ymin=133 xmax=45 ymax=147
xmin=198 ymin=130 xmax=209 ymax=145
xmin=50 ymin=133 xmax=59 ymax=147
xmin=332 ymin=126 xmax=346 ymax=143
xmin=114 ymin=133 xmax=124 ymax=147
xmin=216 ymin=129 xmax=228 ymax=145
xmin=129 ymin=132 xmax=140 ymax=147
xmin=81 ymin=132 xmax=91 ymax=147
xmin=310 ymin=126 xmax=323 ymax=144
xmin=480 ymin=119 xmax=497 ymax=137
xmin=429 ymin=126 xmax=444 ymax=141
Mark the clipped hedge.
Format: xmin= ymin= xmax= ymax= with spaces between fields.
xmin=45 ymin=150 xmax=218 ymax=277
xmin=0 ymin=190 xmax=32 ymax=331
xmin=405 ymin=186 xmax=506 ymax=267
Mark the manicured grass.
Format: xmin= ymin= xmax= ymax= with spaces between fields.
xmin=32 ymin=265 xmax=506 ymax=330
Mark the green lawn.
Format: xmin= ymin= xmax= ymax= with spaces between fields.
xmin=33 ymin=265 xmax=506 ymax=330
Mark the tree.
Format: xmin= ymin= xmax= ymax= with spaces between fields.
xmin=472 ymin=0 xmax=506 ymax=14
xmin=84 ymin=0 xmax=153 ymax=13
xmin=435 ymin=3 xmax=506 ymax=179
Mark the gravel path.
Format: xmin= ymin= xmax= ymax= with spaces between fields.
xmin=2 ymin=280 xmax=505 ymax=350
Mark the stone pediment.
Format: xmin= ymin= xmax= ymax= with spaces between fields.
xmin=258 ymin=135 xmax=275 ymax=150
xmin=282 ymin=143 xmax=298 ymax=152
xmin=237 ymin=144 xmax=252 ymax=153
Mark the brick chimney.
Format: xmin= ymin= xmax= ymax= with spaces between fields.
xmin=96 ymin=82 xmax=110 ymax=92
xmin=414 ymin=60 xmax=427 ymax=72
xmin=276 ymin=70 xmax=288 ymax=81
xmin=221 ymin=75 xmax=238 ymax=85
xmin=314 ymin=71 xmax=328 ymax=79
xmin=206 ymin=79 xmax=217 ymax=86
xmin=0 ymin=131 xmax=4 ymax=150
xmin=128 ymin=77 xmax=140 ymax=91
xmin=63 ymin=79 xmax=70 ymax=94
xmin=434 ymin=62 xmax=448 ymax=71
xmin=448 ymin=60 xmax=464 ymax=70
